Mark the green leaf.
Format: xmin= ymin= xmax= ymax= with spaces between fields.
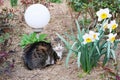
xmin=77 ymin=52 xmax=81 ymax=68
xmin=101 ymin=49 xmax=107 ymax=55
xmin=65 ymin=42 xmax=77 ymax=67
xmin=49 ymin=0 xmax=62 ymax=3
xmin=29 ymin=32 xmax=37 ymax=42
xmin=20 ymin=33 xmax=49 ymax=48
xmin=103 ymin=54 xmax=109 ymax=66
xmin=110 ymin=49 xmax=116 ymax=63
xmin=75 ymin=20 xmax=82 ymax=42
xmin=95 ymin=44 xmax=100 ymax=55
xmin=113 ymin=40 xmax=120 ymax=50
xmin=22 ymin=34 xmax=29 ymax=41
xmin=64 ymin=32 xmax=76 ymax=42
xmin=0 ymin=33 xmax=10 ymax=43
xmin=10 ymin=0 xmax=18 ymax=7
xmin=89 ymin=44 xmax=96 ymax=58
xmin=65 ymin=49 xmax=73 ymax=68
xmin=99 ymin=40 xmax=107 ymax=50
xmin=56 ymin=33 xmax=70 ymax=48
xmin=103 ymin=41 xmax=111 ymax=66
xmin=107 ymin=41 xmax=111 ymax=58
xmin=0 ymin=38 xmax=4 ymax=43
xmin=38 ymin=34 xmax=48 ymax=41
xmin=80 ymin=45 xmax=88 ymax=72
xmin=85 ymin=44 xmax=91 ymax=73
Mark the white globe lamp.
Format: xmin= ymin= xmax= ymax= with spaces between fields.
xmin=24 ymin=4 xmax=50 ymax=32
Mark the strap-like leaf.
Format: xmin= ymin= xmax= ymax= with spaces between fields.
xmin=107 ymin=41 xmax=111 ymax=58
xmin=77 ymin=52 xmax=81 ymax=68
xmin=65 ymin=42 xmax=77 ymax=67
xmin=110 ymin=49 xmax=116 ymax=63
xmin=56 ymin=33 xmax=70 ymax=48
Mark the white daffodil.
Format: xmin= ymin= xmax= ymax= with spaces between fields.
xmin=89 ymin=31 xmax=100 ymax=40
xmin=108 ymin=20 xmax=118 ymax=32
xmin=96 ymin=8 xmax=112 ymax=21
xmin=83 ymin=33 xmax=93 ymax=44
xmin=107 ymin=33 xmax=117 ymax=43
xmin=102 ymin=20 xmax=108 ymax=31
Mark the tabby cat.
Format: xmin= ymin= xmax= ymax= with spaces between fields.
xmin=23 ymin=41 xmax=59 ymax=70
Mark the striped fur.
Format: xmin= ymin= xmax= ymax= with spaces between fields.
xmin=23 ymin=41 xmax=59 ymax=70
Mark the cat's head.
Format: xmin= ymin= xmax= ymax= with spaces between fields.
xmin=53 ymin=44 xmax=64 ymax=60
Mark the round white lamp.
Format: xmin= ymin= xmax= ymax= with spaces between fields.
xmin=24 ymin=4 xmax=50 ymax=32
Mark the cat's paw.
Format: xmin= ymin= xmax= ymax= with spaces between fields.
xmin=56 ymin=59 xmax=62 ymax=65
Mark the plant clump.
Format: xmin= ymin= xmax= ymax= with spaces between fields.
xmin=57 ymin=8 xmax=120 ymax=73
xmin=20 ymin=32 xmax=49 ymax=48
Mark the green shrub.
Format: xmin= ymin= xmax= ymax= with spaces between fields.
xmin=69 ymin=0 xmax=120 ymax=13
xmin=68 ymin=0 xmax=120 ymax=21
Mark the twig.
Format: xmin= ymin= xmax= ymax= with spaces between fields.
xmin=76 ymin=12 xmax=81 ymax=20
xmin=68 ymin=3 xmax=75 ymax=20
xmin=98 ymin=62 xmax=116 ymax=75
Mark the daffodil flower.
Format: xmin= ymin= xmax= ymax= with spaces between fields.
xmin=83 ymin=33 xmax=93 ymax=44
xmin=107 ymin=33 xmax=117 ymax=43
xmin=89 ymin=31 xmax=100 ymax=40
xmin=102 ymin=20 xmax=108 ymax=31
xmin=108 ymin=20 xmax=118 ymax=32
xmin=96 ymin=8 xmax=112 ymax=21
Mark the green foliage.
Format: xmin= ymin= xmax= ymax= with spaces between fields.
xmin=93 ymin=0 xmax=120 ymax=13
xmin=10 ymin=0 xmax=18 ymax=7
xmin=69 ymin=0 xmax=120 ymax=27
xmin=20 ymin=32 xmax=49 ymax=48
xmin=0 ymin=33 xmax=9 ymax=43
xmin=69 ymin=0 xmax=120 ymax=13
xmin=69 ymin=0 xmax=89 ymax=12
xmin=79 ymin=18 xmax=91 ymax=28
xmin=48 ymin=0 xmax=62 ymax=3
xmin=57 ymin=11 xmax=120 ymax=73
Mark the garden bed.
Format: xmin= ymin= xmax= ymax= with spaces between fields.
xmin=0 ymin=0 xmax=120 ymax=80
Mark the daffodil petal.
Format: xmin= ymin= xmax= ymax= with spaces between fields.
xmin=98 ymin=18 xmax=102 ymax=21
xmin=104 ymin=8 xmax=109 ymax=13
xmin=108 ymin=14 xmax=112 ymax=18
xmin=96 ymin=8 xmax=111 ymax=21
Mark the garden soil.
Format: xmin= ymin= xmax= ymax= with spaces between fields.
xmin=0 ymin=0 xmax=120 ymax=80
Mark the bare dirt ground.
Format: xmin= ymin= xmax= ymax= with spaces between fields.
xmin=0 ymin=0 xmax=120 ymax=80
